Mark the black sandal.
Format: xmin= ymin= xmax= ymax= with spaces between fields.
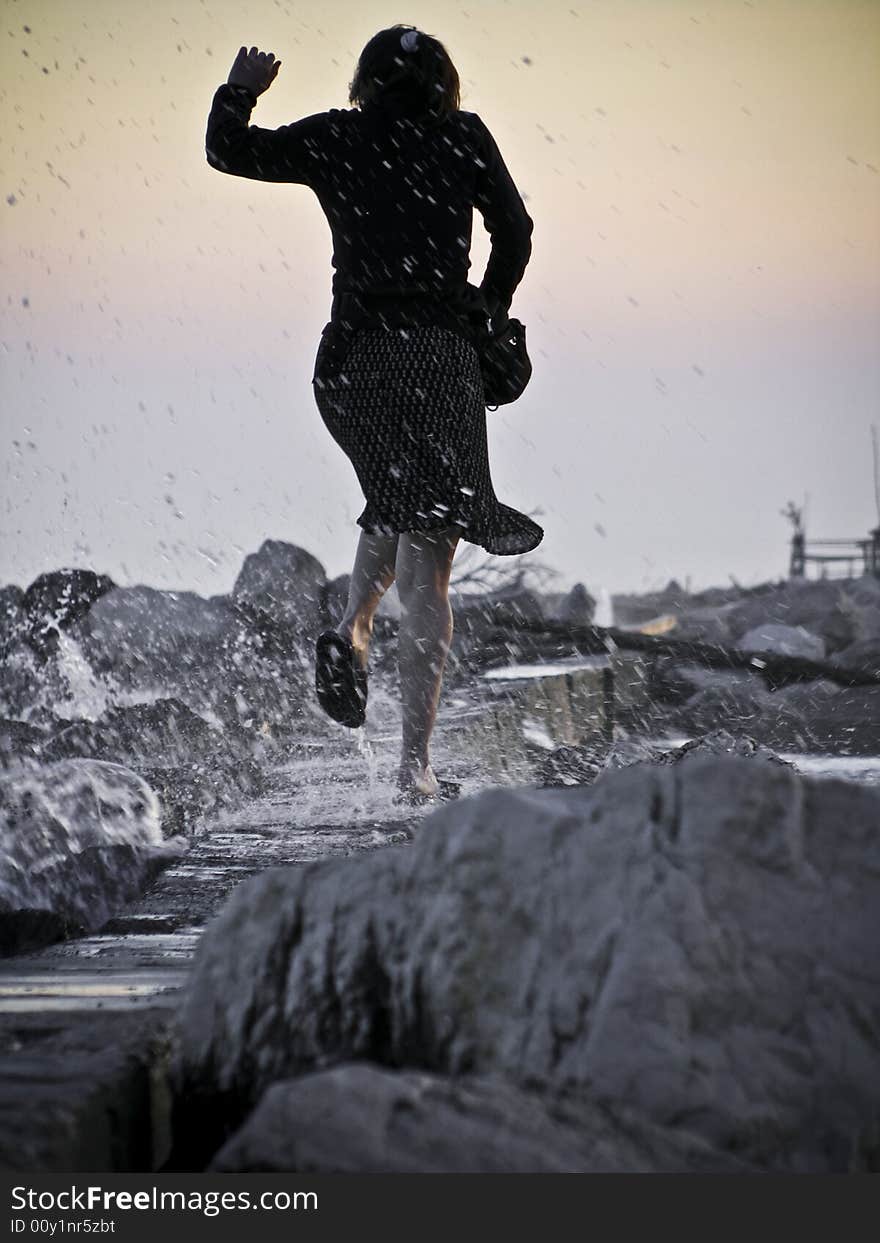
xmin=315 ymin=630 xmax=367 ymax=728
xmin=394 ymin=778 xmax=461 ymax=807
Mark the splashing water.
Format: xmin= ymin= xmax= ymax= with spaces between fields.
xmin=356 ymin=726 xmax=379 ymax=790
xmin=49 ymin=632 xmax=115 ymax=720
xmin=28 ymin=633 xmax=179 ymax=724
xmin=594 ymin=586 xmax=614 ymax=628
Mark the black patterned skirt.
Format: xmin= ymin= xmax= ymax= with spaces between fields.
xmin=311 ymin=323 xmax=543 ymax=556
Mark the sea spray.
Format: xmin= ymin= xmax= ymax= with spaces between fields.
xmin=594 ymin=587 xmax=614 ymax=629
xmin=355 ymin=726 xmax=378 ymax=790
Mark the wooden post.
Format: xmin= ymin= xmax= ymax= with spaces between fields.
xmin=789 ymin=531 xmax=805 ymax=578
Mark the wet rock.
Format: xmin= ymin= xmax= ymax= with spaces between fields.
xmin=537 ymin=742 xmax=607 ymax=787
xmin=453 ymin=583 xmax=545 ymax=630
xmin=616 ymin=577 xmax=877 ymax=659
xmin=738 ymin=623 xmax=825 ymax=662
xmin=678 ymin=679 xmax=880 ymax=756
xmin=0 ymin=1009 xmax=172 ymax=1172
xmin=773 ymin=680 xmax=841 ymax=712
xmin=649 ymin=658 xmax=757 ymax=706
xmin=136 ymin=765 xmax=245 ymax=837
xmin=76 ymin=586 xmax=312 ymax=746
xmin=39 ymin=699 xmax=264 ymax=833
xmin=321 ymin=574 xmax=350 ymax=627
xmin=834 ymin=638 xmax=880 ymax=680
xmin=538 ymin=738 xmax=667 ymax=788
xmin=725 ymin=580 xmax=858 ymax=654
xmin=210 ymin=1064 xmax=750 ymax=1174
xmin=0 ymin=719 xmax=45 ymax=768
xmin=677 ymin=682 xmax=771 ymax=734
xmin=78 ymin=586 xmax=234 ymax=685
xmin=840 ymin=574 xmax=880 ymax=640
xmin=204 ymin=657 xmax=313 ymax=751
xmin=538 ymin=730 xmax=788 ymax=788
xmin=651 ymin=729 xmax=791 ymax=768
xmin=20 ymin=570 xmax=114 ymax=661
xmin=41 ymin=698 xmax=249 ymax=769
xmin=554 ymin=583 xmax=596 ymax=627
xmin=232 ymin=540 xmax=326 ymax=638
xmin=756 ymin=685 xmax=880 ymax=756
xmin=450 ymin=584 xmax=545 ymax=666
xmin=0 ymin=759 xmax=181 ymax=954
xmin=177 ymin=757 xmax=880 ymax=1171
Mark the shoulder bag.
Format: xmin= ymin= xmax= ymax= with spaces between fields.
xmin=478 ymin=312 xmax=532 ymax=410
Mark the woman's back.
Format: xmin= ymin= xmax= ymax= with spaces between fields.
xmin=206 ymin=89 xmax=532 ymax=309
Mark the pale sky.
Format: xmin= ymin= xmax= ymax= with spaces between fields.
xmin=2 ymin=0 xmax=879 ymax=596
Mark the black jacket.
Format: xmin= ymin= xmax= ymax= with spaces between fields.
xmin=205 ymin=84 xmax=533 ymax=325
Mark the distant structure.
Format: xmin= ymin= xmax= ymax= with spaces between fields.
xmin=784 ymin=429 xmax=880 ymax=578
xmin=785 ymin=510 xmax=880 ymax=579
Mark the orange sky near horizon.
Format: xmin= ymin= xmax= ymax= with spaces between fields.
xmin=2 ymin=0 xmax=879 ymax=594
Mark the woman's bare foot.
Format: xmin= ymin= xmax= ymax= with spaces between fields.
xmin=397 ymin=759 xmax=439 ymax=798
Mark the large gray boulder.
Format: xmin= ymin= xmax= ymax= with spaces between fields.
xmin=177 ymin=756 xmax=880 ymax=1171
xmin=0 ymin=759 xmax=182 ymax=953
xmin=20 ymin=570 xmax=115 ymax=660
xmin=724 ymin=579 xmax=862 ymax=654
xmin=232 ymin=540 xmax=326 ymax=638
xmin=737 ymin=623 xmax=825 ymax=662
xmin=210 ymin=1064 xmax=749 ymax=1173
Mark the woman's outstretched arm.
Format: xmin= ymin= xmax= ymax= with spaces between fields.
xmin=205 ymin=45 xmax=327 ymax=185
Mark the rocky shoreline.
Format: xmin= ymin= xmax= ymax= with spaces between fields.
xmin=1 ymin=544 xmax=879 ymax=1172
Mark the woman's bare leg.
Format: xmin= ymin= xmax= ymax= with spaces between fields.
xmin=336 ymin=530 xmax=399 ymax=670
xmin=395 ymin=526 xmax=461 ymax=794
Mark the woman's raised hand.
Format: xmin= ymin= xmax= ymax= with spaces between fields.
xmin=227 ymin=46 xmax=282 ymax=97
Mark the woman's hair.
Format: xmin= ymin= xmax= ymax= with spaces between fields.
xmin=349 ymin=24 xmax=461 ymax=117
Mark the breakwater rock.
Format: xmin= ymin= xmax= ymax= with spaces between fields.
xmin=537 ymin=728 xmax=791 ymax=788
xmin=210 ymin=1063 xmax=748 ymax=1174
xmin=0 ymin=759 xmax=183 ymax=954
xmin=175 ymin=755 xmax=880 ymax=1172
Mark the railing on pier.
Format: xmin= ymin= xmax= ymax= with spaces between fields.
xmin=789 ymin=529 xmax=880 ymax=579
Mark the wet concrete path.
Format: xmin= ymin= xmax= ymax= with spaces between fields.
xmin=0 ymin=660 xmax=622 ymax=1015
